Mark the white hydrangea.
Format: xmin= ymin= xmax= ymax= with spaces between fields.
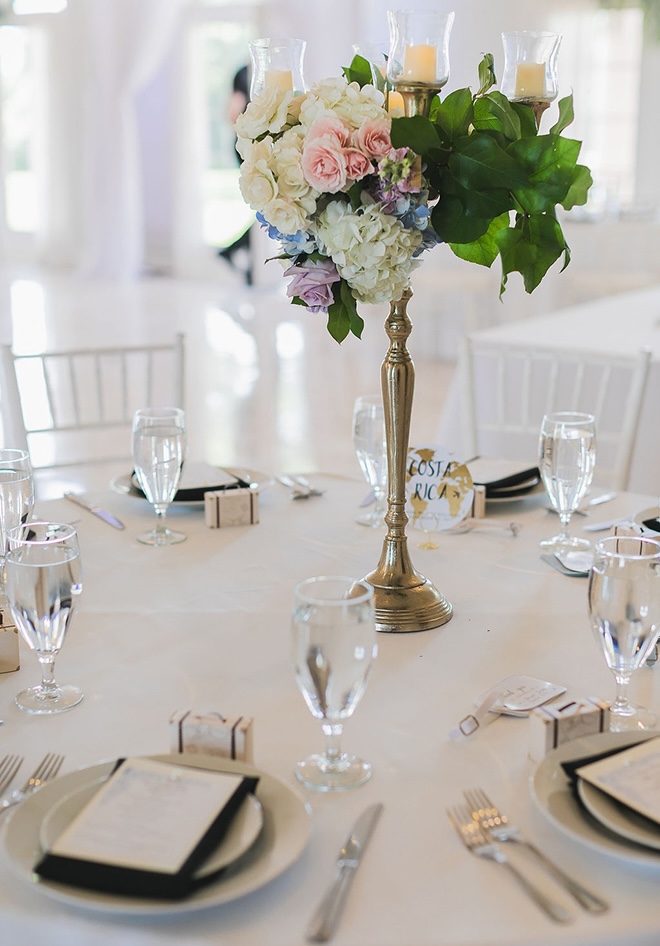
xmin=314 ymin=202 xmax=422 ymax=304
xmin=298 ymin=78 xmax=386 ymax=131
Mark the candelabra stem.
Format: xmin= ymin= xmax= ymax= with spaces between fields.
xmin=363 ymin=289 xmax=453 ymax=633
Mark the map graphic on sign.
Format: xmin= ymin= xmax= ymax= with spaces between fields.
xmin=405 ymin=447 xmax=474 ymax=531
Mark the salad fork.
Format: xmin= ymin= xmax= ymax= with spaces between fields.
xmin=464 ymin=788 xmax=608 ymax=914
xmin=0 ymin=754 xmax=23 ymax=796
xmin=0 ymin=752 xmax=64 ymax=813
xmin=447 ymin=804 xmax=572 ymax=923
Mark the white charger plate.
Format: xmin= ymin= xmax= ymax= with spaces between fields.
xmin=38 ymin=773 xmax=264 ymax=880
xmin=530 ymin=730 xmax=660 ymax=867
xmin=2 ymin=753 xmax=311 ymax=916
xmin=577 ymin=779 xmax=660 ymax=851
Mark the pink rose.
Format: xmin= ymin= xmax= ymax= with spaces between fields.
xmin=301 ymin=139 xmax=348 ymax=193
xmin=355 ymin=118 xmax=392 ymax=159
xmin=306 ymin=114 xmax=350 ymax=148
xmin=284 ymin=258 xmax=340 ymax=311
xmin=344 ymin=147 xmax=372 ymax=183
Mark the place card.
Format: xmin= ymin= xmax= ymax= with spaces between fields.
xmin=528 ymin=697 xmax=610 ymax=762
xmin=406 ymin=446 xmax=474 ymax=531
xmin=478 ymin=674 xmax=566 ymax=716
xmin=204 ymin=487 xmax=259 ymax=528
xmin=576 ymin=736 xmax=660 ymax=825
xmin=170 ymin=710 xmax=254 ymax=762
xmin=36 ymin=757 xmax=258 ymax=899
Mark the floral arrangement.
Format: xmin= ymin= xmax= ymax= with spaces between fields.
xmin=236 ymin=54 xmax=592 ymax=342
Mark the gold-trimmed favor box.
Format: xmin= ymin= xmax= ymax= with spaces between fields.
xmin=0 ymin=608 xmax=19 ymax=673
xmin=204 ymin=487 xmax=259 ymax=528
xmin=170 ymin=710 xmax=254 ymax=763
xmin=529 ymin=697 xmax=610 ymax=762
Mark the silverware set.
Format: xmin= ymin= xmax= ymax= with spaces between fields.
xmin=0 ymin=752 xmax=65 ymax=814
xmin=277 ymin=474 xmax=325 ymax=499
xmin=448 ymin=788 xmax=608 ymax=922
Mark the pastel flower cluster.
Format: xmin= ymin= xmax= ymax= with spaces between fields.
xmin=235 ymin=76 xmax=439 ymax=339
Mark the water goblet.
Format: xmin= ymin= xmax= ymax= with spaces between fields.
xmin=588 ymin=535 xmax=660 ymax=731
xmin=352 ymin=395 xmax=387 ymax=528
xmin=0 ymin=447 xmax=34 ymax=556
xmin=539 ymin=411 xmax=595 ymax=551
xmin=5 ymin=521 xmax=83 ymax=714
xmin=292 ymin=576 xmax=377 ymax=791
xmin=132 ymin=407 xmax=187 ymax=546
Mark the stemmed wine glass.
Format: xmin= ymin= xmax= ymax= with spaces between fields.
xmin=5 ymin=521 xmax=83 ymax=714
xmin=0 ymin=447 xmax=34 ymax=561
xmin=352 ymin=395 xmax=388 ymax=528
xmin=588 ymin=535 xmax=660 ymax=731
xmin=132 ymin=407 xmax=187 ymax=546
xmin=292 ymin=576 xmax=377 ymax=791
xmin=539 ymin=411 xmax=596 ymax=552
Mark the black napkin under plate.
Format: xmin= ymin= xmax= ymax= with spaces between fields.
xmin=35 ymin=764 xmax=259 ymax=901
xmin=560 ymin=742 xmax=647 ymax=790
xmin=468 ymin=458 xmax=541 ymax=499
xmin=131 ymin=469 xmax=252 ymax=503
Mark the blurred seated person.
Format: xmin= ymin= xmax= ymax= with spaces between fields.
xmin=218 ymin=65 xmax=253 ymax=284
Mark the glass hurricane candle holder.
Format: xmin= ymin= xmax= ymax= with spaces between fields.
xmin=501 ymin=30 xmax=561 ymax=125
xmin=387 ymin=9 xmax=454 ymax=117
xmin=248 ymin=37 xmax=306 ymax=98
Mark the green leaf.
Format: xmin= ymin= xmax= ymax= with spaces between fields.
xmin=341 ymin=54 xmax=373 ymax=89
xmin=449 ymin=134 xmax=529 ymax=192
xmin=509 ymin=101 xmax=539 ymax=138
xmin=550 ymin=94 xmax=575 ymax=135
xmin=496 ymin=213 xmax=568 ymax=294
xmin=341 ymin=280 xmax=364 ymax=339
xmin=431 ymin=194 xmax=493 ymax=244
xmin=508 ymin=135 xmax=582 ymax=212
xmin=472 ymin=91 xmax=521 ymax=141
xmin=562 ymin=164 xmax=593 ymax=210
xmin=476 ymin=53 xmax=497 ymax=96
xmin=449 ymin=213 xmax=510 ymax=267
xmin=390 ymin=115 xmax=442 ymax=155
xmin=433 ymin=88 xmax=474 ymax=142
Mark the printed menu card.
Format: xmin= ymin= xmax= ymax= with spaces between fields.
xmin=36 ymin=757 xmax=258 ymax=899
xmin=576 ymin=736 xmax=660 ymax=825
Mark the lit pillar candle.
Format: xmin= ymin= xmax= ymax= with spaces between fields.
xmin=264 ymin=69 xmax=293 ymax=92
xmin=402 ymin=44 xmax=437 ymax=83
xmin=388 ymin=90 xmax=405 ymax=116
xmin=514 ymin=62 xmax=545 ymax=98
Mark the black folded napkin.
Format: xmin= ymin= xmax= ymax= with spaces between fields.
xmin=131 ymin=469 xmax=251 ymax=503
xmin=560 ymin=742 xmax=646 ymax=789
xmin=467 ymin=458 xmax=541 ymax=498
xmin=35 ymin=761 xmax=259 ymax=901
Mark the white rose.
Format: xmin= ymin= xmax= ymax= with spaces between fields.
xmin=235 ymin=86 xmax=293 ymax=139
xmin=263 ymin=197 xmax=308 ymax=236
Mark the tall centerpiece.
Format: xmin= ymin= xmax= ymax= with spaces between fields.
xmin=235 ymin=11 xmax=592 ymax=632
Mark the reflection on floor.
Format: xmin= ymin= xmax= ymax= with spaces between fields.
xmin=0 ymin=263 xmax=456 ymax=500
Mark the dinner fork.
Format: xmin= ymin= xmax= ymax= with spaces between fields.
xmin=464 ymin=788 xmax=608 ymax=914
xmin=0 ymin=752 xmax=64 ymax=813
xmin=0 ymin=754 xmax=23 ymax=796
xmin=447 ymin=804 xmax=573 ymax=923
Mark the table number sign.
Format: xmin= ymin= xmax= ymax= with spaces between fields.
xmin=406 ymin=447 xmax=474 ymax=531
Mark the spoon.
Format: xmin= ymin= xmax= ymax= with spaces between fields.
xmin=540 ymin=553 xmax=589 ymax=578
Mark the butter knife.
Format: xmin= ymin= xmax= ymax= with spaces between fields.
xmin=307 ymin=802 xmax=383 ymax=943
xmin=63 ymin=492 xmax=125 ymax=530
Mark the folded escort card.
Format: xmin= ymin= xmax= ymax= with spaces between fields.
xmin=35 ymin=757 xmax=258 ymax=899
xmin=575 ymin=736 xmax=660 ymax=825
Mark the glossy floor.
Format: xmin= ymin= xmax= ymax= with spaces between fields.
xmin=0 ymin=262 xmax=455 ymax=499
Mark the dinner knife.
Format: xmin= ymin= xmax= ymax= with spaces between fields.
xmin=307 ymin=802 xmax=383 ymax=943
xmin=63 ymin=492 xmax=125 ymax=530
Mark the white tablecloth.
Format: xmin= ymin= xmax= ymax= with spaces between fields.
xmin=437 ymin=285 xmax=660 ymax=494
xmin=1 ymin=476 xmax=660 ymax=945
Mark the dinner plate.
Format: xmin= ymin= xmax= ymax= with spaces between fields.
xmin=2 ymin=753 xmax=311 ymax=916
xmin=530 ymin=730 xmax=660 ymax=867
xmin=38 ymin=774 xmax=265 ymax=879
xmin=577 ymin=779 xmax=660 ymax=851
xmin=111 ymin=466 xmax=268 ymax=506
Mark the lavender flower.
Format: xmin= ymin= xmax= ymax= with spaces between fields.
xmin=283 ymin=258 xmax=341 ymax=312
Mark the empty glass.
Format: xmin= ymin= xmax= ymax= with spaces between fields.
xmin=539 ymin=411 xmax=596 ymax=551
xmin=6 ymin=521 xmax=83 ymax=714
xmin=352 ymin=395 xmax=388 ymax=528
xmin=132 ymin=407 xmax=187 ymax=546
xmin=292 ymin=576 xmax=377 ymax=791
xmin=588 ymin=536 xmax=660 ymax=731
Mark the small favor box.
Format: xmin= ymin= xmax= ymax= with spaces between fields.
xmin=529 ymin=697 xmax=610 ymax=762
xmin=204 ymin=488 xmax=259 ymax=529
xmin=0 ymin=608 xmax=19 ymax=674
xmin=170 ymin=710 xmax=254 ymax=763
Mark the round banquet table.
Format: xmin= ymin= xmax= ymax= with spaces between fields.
xmin=1 ymin=474 xmax=660 ymax=946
